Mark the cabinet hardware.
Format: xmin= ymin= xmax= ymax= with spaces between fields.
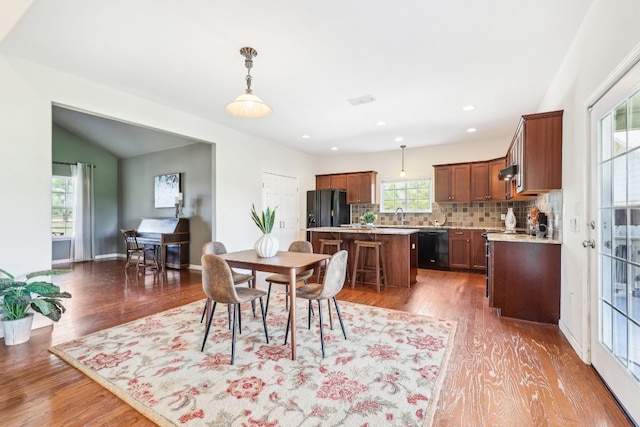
xmin=589 ymin=220 xmax=595 ymax=230
xmin=582 ymin=239 xmax=595 ymax=248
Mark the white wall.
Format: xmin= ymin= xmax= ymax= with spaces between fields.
xmin=537 ymin=0 xmax=640 ymax=362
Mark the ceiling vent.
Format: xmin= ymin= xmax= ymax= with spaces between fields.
xmin=347 ymin=95 xmax=375 ymax=106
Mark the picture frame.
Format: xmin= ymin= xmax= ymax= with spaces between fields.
xmin=154 ymin=173 xmax=181 ymax=208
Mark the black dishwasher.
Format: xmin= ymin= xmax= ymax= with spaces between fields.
xmin=417 ymin=229 xmax=449 ymax=270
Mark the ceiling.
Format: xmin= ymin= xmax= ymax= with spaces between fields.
xmin=1 ymin=1 xmax=593 ymax=158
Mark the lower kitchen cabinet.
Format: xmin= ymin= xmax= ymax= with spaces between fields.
xmin=448 ymin=229 xmax=486 ymax=272
xmin=449 ymin=229 xmax=470 ymax=269
xmin=489 ymin=240 xmax=561 ymax=324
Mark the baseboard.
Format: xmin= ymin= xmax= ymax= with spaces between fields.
xmin=559 ymin=317 xmax=590 ymax=364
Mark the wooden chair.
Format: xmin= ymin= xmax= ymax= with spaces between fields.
xmin=121 ymin=229 xmax=158 ymax=272
xmin=284 ymin=250 xmax=348 ymax=358
xmin=264 ymin=240 xmax=314 ymax=315
xmin=200 ymin=254 xmax=269 ymax=365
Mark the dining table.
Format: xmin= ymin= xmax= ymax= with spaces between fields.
xmin=218 ymin=249 xmax=331 ymax=360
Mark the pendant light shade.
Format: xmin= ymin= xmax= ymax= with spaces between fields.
xmin=226 ymin=47 xmax=272 ymax=119
xmin=399 ymin=145 xmax=407 ymax=177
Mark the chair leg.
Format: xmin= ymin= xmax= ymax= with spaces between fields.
xmin=284 ymin=309 xmax=291 ymax=344
xmin=333 ymin=297 xmax=348 ymax=340
xmin=201 ymin=301 xmax=217 ymax=352
xmin=317 ymin=299 xmax=325 ymax=358
xmin=227 ymin=304 xmax=232 ymax=329
xmin=200 ymin=298 xmax=210 ymax=323
xmin=230 ymin=304 xmax=238 ymax=365
xmin=258 ymin=297 xmax=269 ymax=344
xmin=307 ymin=300 xmax=312 ymax=330
xmin=265 ymin=282 xmax=273 ymax=316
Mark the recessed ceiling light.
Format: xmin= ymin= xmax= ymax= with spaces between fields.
xmin=395 ymin=137 xmax=404 ymax=142
xmin=331 ymin=147 xmax=338 ymax=151
xmin=302 ymin=134 xmax=310 ymax=139
xmin=463 ymin=105 xmax=476 ymax=111
xmin=467 ymin=128 xmax=477 ymax=133
xmin=376 ymin=121 xmax=386 ymax=127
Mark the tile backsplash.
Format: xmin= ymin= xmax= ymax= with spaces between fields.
xmin=351 ymin=190 xmax=563 ymax=239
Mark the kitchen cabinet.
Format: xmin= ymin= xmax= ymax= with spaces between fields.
xmin=449 ymin=229 xmax=470 ymax=269
xmin=470 ymin=229 xmax=486 ymax=271
xmin=511 ymin=110 xmax=563 ymax=195
xmin=316 ymin=173 xmax=347 ymax=190
xmin=489 ymin=239 xmax=561 ymax=324
xmin=346 ymin=171 xmax=377 ymax=204
xmin=434 ymin=163 xmax=470 ymax=202
xmin=471 ymin=158 xmax=506 ymax=201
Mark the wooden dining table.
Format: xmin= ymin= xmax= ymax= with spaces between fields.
xmin=218 ymin=249 xmax=331 ymax=360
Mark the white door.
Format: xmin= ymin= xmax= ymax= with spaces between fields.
xmin=588 ymin=59 xmax=640 ymax=423
xmin=261 ymin=172 xmax=299 ymax=250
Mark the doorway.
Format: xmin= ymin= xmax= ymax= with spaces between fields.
xmin=261 ymin=172 xmax=300 ymax=250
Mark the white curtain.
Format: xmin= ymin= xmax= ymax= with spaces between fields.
xmin=71 ymin=163 xmax=95 ymax=262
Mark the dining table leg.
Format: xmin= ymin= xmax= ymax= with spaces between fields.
xmin=289 ymin=267 xmax=296 ymax=360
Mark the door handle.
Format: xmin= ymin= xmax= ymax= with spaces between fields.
xmin=582 ymin=239 xmax=595 ymax=248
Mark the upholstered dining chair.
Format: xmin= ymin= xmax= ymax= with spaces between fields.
xmin=200 ymin=254 xmax=269 ymax=365
xmin=264 ymin=240 xmax=314 ymax=315
xmin=284 ymin=250 xmax=348 ymax=358
xmin=121 ymin=229 xmax=159 ymax=272
xmin=200 ymin=241 xmax=255 ymax=326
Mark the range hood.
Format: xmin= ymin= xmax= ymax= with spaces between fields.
xmin=498 ymin=164 xmax=518 ymax=181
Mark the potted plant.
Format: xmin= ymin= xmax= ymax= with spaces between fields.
xmin=0 ymin=268 xmax=71 ymax=345
xmin=360 ymin=211 xmax=377 ymax=227
xmin=250 ymin=204 xmax=279 ymax=257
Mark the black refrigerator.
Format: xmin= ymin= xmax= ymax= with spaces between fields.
xmin=306 ymin=190 xmax=350 ymax=229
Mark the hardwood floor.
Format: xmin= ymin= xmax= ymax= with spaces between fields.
xmin=0 ymin=259 xmax=632 ymax=426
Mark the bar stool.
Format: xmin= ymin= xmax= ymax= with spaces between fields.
xmin=350 ymin=240 xmax=387 ymax=292
xmin=316 ymin=239 xmax=346 ymax=282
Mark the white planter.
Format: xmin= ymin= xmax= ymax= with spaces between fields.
xmin=2 ymin=313 xmax=34 ymax=346
xmin=255 ymin=234 xmax=279 ymax=258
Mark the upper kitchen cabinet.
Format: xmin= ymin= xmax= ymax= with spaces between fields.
xmin=316 ymin=173 xmax=347 ymax=190
xmin=346 ymin=171 xmax=377 ymax=204
xmin=434 ymin=163 xmax=470 ymax=202
xmin=510 ymin=110 xmax=563 ymax=195
xmin=470 ymin=158 xmax=506 ymax=201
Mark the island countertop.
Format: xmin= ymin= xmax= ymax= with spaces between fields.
xmin=307 ymin=226 xmax=419 ymax=235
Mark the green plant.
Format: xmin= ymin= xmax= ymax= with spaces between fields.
xmin=0 ymin=268 xmax=71 ymax=321
xmin=360 ymin=211 xmax=377 ymax=224
xmin=250 ymin=204 xmax=277 ymax=234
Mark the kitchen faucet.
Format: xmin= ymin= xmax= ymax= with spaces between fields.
xmin=395 ymin=207 xmax=405 ymax=225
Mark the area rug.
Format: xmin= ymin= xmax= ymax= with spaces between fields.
xmin=50 ymin=296 xmax=457 ymax=426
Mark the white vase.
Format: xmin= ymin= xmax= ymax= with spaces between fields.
xmin=505 ymin=207 xmax=517 ymax=231
xmin=2 ymin=313 xmax=34 ymax=346
xmin=255 ymin=233 xmax=279 ymax=258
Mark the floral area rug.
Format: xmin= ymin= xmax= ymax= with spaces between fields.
xmin=50 ymin=296 xmax=457 ymax=426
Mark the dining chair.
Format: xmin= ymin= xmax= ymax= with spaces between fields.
xmin=200 ymin=241 xmax=255 ymax=327
xmin=284 ymin=250 xmax=348 ymax=358
xmin=121 ymin=229 xmax=159 ymax=272
xmin=264 ymin=240 xmax=314 ymax=315
xmin=200 ymin=254 xmax=269 ymax=365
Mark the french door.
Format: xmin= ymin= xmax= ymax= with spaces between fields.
xmin=261 ymin=172 xmax=299 ymax=250
xmin=589 ymin=59 xmax=640 ymax=423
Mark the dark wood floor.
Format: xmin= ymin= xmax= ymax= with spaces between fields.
xmin=0 ymin=259 xmax=632 ymax=426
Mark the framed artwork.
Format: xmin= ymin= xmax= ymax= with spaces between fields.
xmin=154 ymin=173 xmax=181 ymax=208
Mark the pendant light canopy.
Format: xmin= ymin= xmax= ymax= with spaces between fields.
xmin=399 ymin=145 xmax=407 ymax=177
xmin=226 ymin=47 xmax=272 ymax=119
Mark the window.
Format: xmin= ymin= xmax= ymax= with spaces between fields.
xmin=52 ymin=175 xmax=74 ymax=236
xmin=380 ymin=178 xmax=432 ymax=213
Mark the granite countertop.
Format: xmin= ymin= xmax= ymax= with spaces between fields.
xmin=487 ymin=232 xmax=562 ymax=244
xmin=308 ymin=226 xmax=420 ymax=235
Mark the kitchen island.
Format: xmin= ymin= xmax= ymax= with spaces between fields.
xmin=487 ymin=232 xmax=561 ymax=323
xmin=308 ymin=226 xmax=419 ymax=288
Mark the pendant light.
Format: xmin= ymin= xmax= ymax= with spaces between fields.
xmin=399 ymin=145 xmax=407 ymax=177
xmin=226 ymin=47 xmax=272 ymax=118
